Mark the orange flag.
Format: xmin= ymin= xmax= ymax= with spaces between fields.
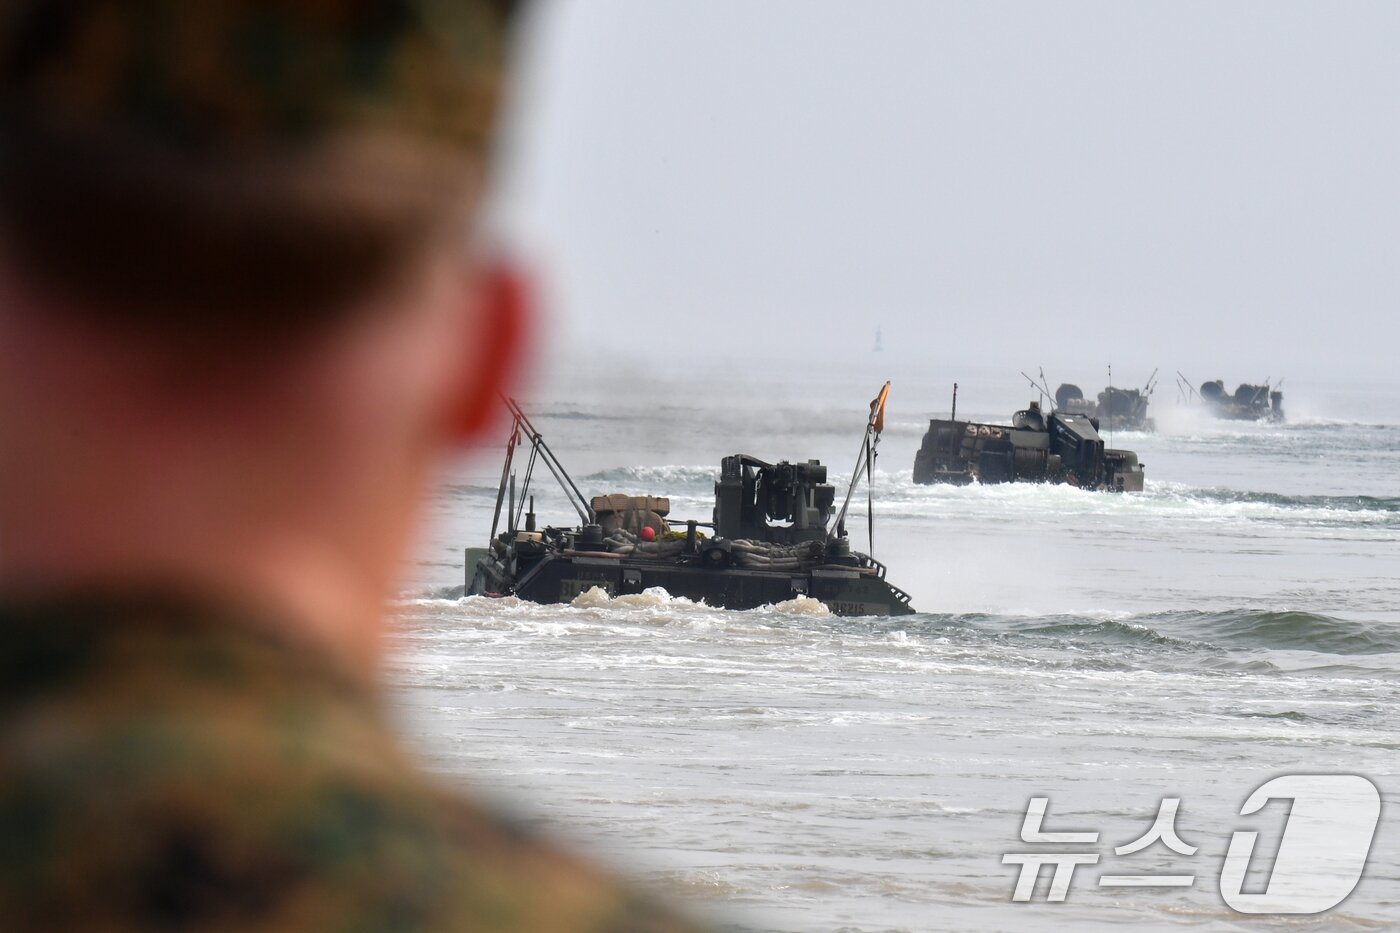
xmin=870 ymin=381 xmax=890 ymax=435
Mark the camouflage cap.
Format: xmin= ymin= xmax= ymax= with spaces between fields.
xmin=0 ymin=0 xmax=520 ymax=339
xmin=0 ymin=0 xmax=517 ymax=152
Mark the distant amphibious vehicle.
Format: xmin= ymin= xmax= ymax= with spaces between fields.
xmin=913 ymin=387 xmax=1145 ymax=491
xmin=1201 ymin=379 xmax=1284 ymax=422
xmin=1173 ymin=372 xmax=1284 ymax=422
xmin=466 ymin=388 xmax=915 ymax=616
xmin=1053 ymin=379 xmax=1155 ymax=432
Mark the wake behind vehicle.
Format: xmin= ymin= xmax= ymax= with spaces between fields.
xmin=466 ymin=387 xmax=914 ymax=616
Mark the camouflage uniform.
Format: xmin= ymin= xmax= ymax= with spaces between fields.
xmin=0 ymin=3 xmax=711 ymax=930
xmin=0 ymin=593 xmax=703 ymax=931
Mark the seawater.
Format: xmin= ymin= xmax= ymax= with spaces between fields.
xmin=389 ymin=362 xmax=1400 ymax=931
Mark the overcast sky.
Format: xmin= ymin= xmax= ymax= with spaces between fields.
xmin=491 ymin=1 xmax=1400 ymax=386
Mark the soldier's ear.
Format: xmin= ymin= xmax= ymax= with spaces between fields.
xmin=451 ymin=259 xmax=531 ymax=442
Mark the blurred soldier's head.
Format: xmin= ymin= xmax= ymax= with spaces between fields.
xmin=0 ymin=0 xmax=526 ymax=665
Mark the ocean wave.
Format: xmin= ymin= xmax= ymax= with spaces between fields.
xmin=1178 ymin=608 xmax=1400 ymax=655
xmin=880 ymin=608 xmax=1400 ymax=659
xmin=441 ymin=482 xmax=501 ymax=497
xmin=580 ymin=464 xmax=719 ymax=489
xmin=1168 ymin=486 xmax=1400 ymax=513
xmin=990 ymin=608 xmax=1400 ymax=656
xmin=396 ymin=592 xmax=1400 ymax=684
xmin=530 ymin=408 xmax=637 ymax=422
xmin=990 ymin=616 xmax=1208 ymax=651
xmin=868 ymin=473 xmax=1400 ymax=529
xmin=405 ymin=587 xmax=834 ymax=627
xmin=1281 ymin=418 xmax=1400 ymax=430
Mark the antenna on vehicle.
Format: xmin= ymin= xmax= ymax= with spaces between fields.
xmin=950 ymin=382 xmax=958 ymax=421
xmin=507 ymin=472 xmax=516 ymax=534
xmin=489 ymin=420 xmax=521 ymax=544
xmin=1021 ymin=371 xmax=1039 ymax=404
xmin=1176 ymin=371 xmax=1201 ymax=403
xmin=1137 ymin=367 xmax=1159 ymax=423
xmin=489 ymin=397 xmax=593 ymax=545
xmin=1107 ymin=364 xmax=1114 ymax=450
xmin=1020 ymin=371 xmax=1054 ymax=408
xmin=832 ymin=381 xmax=891 ymax=556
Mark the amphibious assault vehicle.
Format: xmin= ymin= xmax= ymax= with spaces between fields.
xmin=912 ymin=394 xmax=1145 ymax=491
xmin=466 ymin=389 xmax=915 ymax=616
xmin=1199 ymin=379 xmax=1284 ymax=422
xmin=1054 ymin=381 xmax=1155 ymax=432
xmin=1173 ymin=373 xmax=1284 ymax=422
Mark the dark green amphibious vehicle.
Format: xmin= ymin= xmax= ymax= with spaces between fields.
xmin=467 ymin=388 xmax=914 ymax=617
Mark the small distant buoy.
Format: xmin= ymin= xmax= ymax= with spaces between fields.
xmin=639 ymin=526 xmax=657 ymax=542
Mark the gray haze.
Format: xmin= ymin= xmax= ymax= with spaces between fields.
xmin=492 ymin=1 xmax=1400 ymax=385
